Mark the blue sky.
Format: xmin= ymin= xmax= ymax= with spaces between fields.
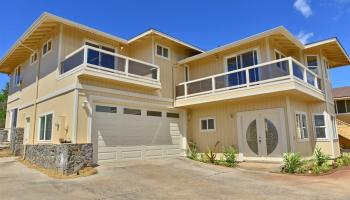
xmin=0 ymin=0 xmax=349 ymax=89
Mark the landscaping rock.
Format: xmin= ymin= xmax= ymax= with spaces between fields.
xmin=24 ymin=143 xmax=93 ymax=175
xmin=0 ymin=129 xmax=8 ymax=144
xmin=10 ymin=128 xmax=24 ymax=156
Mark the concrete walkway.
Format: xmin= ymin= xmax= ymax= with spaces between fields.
xmin=0 ymin=156 xmax=349 ymax=200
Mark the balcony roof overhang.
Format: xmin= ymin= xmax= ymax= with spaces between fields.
xmin=177 ymin=26 xmax=304 ymax=65
xmin=0 ymin=12 xmax=130 ymax=74
xmin=304 ymin=38 xmax=350 ymax=68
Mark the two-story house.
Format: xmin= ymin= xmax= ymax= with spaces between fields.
xmin=1 ymin=13 xmax=349 ymax=164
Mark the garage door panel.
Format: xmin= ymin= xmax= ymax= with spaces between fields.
xmin=93 ymin=104 xmax=184 ymax=162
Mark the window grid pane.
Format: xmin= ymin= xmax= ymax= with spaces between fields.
xmin=45 ymin=114 xmax=53 ymax=141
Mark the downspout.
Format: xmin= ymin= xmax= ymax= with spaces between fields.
xmin=32 ymin=49 xmax=41 ymax=144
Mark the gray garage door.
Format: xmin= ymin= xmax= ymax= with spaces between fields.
xmin=92 ymin=104 xmax=184 ymax=162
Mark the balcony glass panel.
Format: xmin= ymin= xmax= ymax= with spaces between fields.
xmin=128 ymin=60 xmax=158 ymax=80
xmin=249 ymin=60 xmax=289 ymax=83
xmin=61 ymin=50 xmax=84 ymax=74
xmin=187 ymin=78 xmax=212 ymax=95
xmin=215 ymin=71 xmax=246 ymax=90
xmin=306 ymin=71 xmax=315 ymax=86
xmin=292 ymin=62 xmax=304 ymax=80
xmin=176 ymin=85 xmax=185 ymax=97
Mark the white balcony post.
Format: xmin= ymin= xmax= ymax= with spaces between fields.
xmin=288 ymin=58 xmax=294 ymax=80
xmin=314 ymin=75 xmax=318 ymax=88
xmin=211 ymin=77 xmax=215 ymax=92
xmin=184 ymin=84 xmax=188 ymax=97
xmin=303 ymin=69 xmax=307 ymax=83
xmin=156 ymin=67 xmax=160 ymax=81
xmin=83 ymin=46 xmax=88 ymax=65
xmin=245 ymin=68 xmax=250 ymax=87
xmin=125 ymin=58 xmax=129 ymax=76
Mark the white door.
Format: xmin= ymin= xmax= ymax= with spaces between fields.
xmin=92 ymin=104 xmax=183 ymax=162
xmin=24 ymin=117 xmax=30 ymax=144
xmin=238 ymin=108 xmax=287 ymax=158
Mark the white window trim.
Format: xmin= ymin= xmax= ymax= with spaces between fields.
xmin=83 ymin=39 xmax=117 ymax=52
xmin=184 ymin=65 xmax=190 ymax=82
xmin=330 ymin=115 xmax=339 ymax=141
xmin=199 ymin=117 xmax=216 ymax=132
xmin=42 ymin=39 xmax=53 ymax=57
xmin=155 ymin=43 xmax=170 ymax=60
xmin=223 ymin=47 xmax=260 ymax=72
xmin=305 ymin=55 xmax=320 ymax=76
xmin=30 ymin=51 xmax=38 ymax=65
xmin=13 ymin=66 xmax=21 ymax=87
xmin=274 ymin=49 xmax=286 ymax=59
xmin=295 ymin=111 xmax=309 ymax=142
xmin=312 ymin=113 xmax=329 ymax=141
xmin=37 ymin=112 xmax=54 ymax=143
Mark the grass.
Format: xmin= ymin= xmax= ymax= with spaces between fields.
xmin=17 ymin=158 xmax=97 ymax=179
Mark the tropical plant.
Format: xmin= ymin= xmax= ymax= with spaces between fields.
xmin=223 ymin=146 xmax=238 ymax=167
xmin=204 ymin=147 xmax=217 ymax=163
xmin=335 ymin=153 xmax=350 ymax=167
xmin=187 ymin=141 xmax=199 ymax=160
xmin=313 ymin=147 xmax=330 ymax=167
xmin=282 ymin=152 xmax=302 ymax=173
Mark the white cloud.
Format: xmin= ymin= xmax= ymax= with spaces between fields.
xmin=294 ymin=0 xmax=313 ymax=18
xmin=296 ymin=31 xmax=314 ymax=44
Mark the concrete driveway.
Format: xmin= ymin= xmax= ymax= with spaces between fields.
xmin=0 ymin=157 xmax=349 ymax=200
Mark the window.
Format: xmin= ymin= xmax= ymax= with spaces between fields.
xmin=11 ymin=108 xmax=18 ymax=128
xmin=331 ymin=116 xmax=338 ymax=140
xmin=335 ymin=100 xmax=350 ymax=114
xmin=30 ymin=52 xmax=38 ymax=65
xmin=306 ymin=55 xmax=319 ymax=75
xmin=42 ymin=39 xmax=52 ymax=56
xmin=124 ymin=108 xmax=141 ymax=115
xmin=156 ymin=44 xmax=170 ymax=59
xmin=226 ymin=49 xmax=259 ymax=85
xmin=275 ymin=50 xmax=288 ymax=71
xmin=166 ymin=112 xmax=179 ymax=118
xmin=13 ymin=67 xmax=21 ymax=86
xmin=313 ymin=114 xmax=327 ymax=139
xmin=147 ymin=111 xmax=162 ymax=117
xmin=96 ymin=105 xmax=117 ymax=113
xmin=296 ymin=113 xmax=308 ymax=140
xmin=200 ymin=118 xmax=216 ymax=132
xmin=184 ymin=65 xmax=190 ymax=82
xmin=39 ymin=113 xmax=53 ymax=141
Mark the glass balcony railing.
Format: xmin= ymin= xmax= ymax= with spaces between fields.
xmin=176 ymin=57 xmax=322 ymax=99
xmin=60 ymin=45 xmax=159 ymax=83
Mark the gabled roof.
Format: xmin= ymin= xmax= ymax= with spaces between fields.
xmin=178 ymin=26 xmax=303 ymax=64
xmin=333 ymin=86 xmax=350 ymax=99
xmin=0 ymin=12 xmax=203 ymax=73
xmin=305 ymin=38 xmax=350 ymax=68
xmin=128 ymin=29 xmax=204 ymax=53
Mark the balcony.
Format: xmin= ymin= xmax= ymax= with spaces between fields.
xmin=60 ymin=45 xmax=161 ymax=89
xmin=175 ymin=57 xmax=324 ymax=107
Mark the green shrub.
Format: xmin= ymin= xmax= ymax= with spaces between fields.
xmin=282 ymin=152 xmax=302 ymax=173
xmin=187 ymin=141 xmax=199 ymax=160
xmin=313 ymin=147 xmax=330 ymax=167
xmin=312 ymin=163 xmax=332 ymax=174
xmin=223 ymin=146 xmax=238 ymax=167
xmin=335 ymin=153 xmax=350 ymax=167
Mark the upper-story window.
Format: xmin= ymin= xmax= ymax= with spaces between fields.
xmin=13 ymin=67 xmax=21 ymax=87
xmin=274 ymin=49 xmax=287 ymax=71
xmin=42 ymin=39 xmax=52 ymax=56
xmin=335 ymin=100 xmax=350 ymax=114
xmin=306 ymin=55 xmax=319 ymax=75
xmin=156 ymin=44 xmax=170 ymax=60
xmin=30 ymin=52 xmax=38 ymax=65
xmin=184 ymin=65 xmax=190 ymax=82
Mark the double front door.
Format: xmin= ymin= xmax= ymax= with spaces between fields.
xmin=237 ymin=108 xmax=287 ymax=158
